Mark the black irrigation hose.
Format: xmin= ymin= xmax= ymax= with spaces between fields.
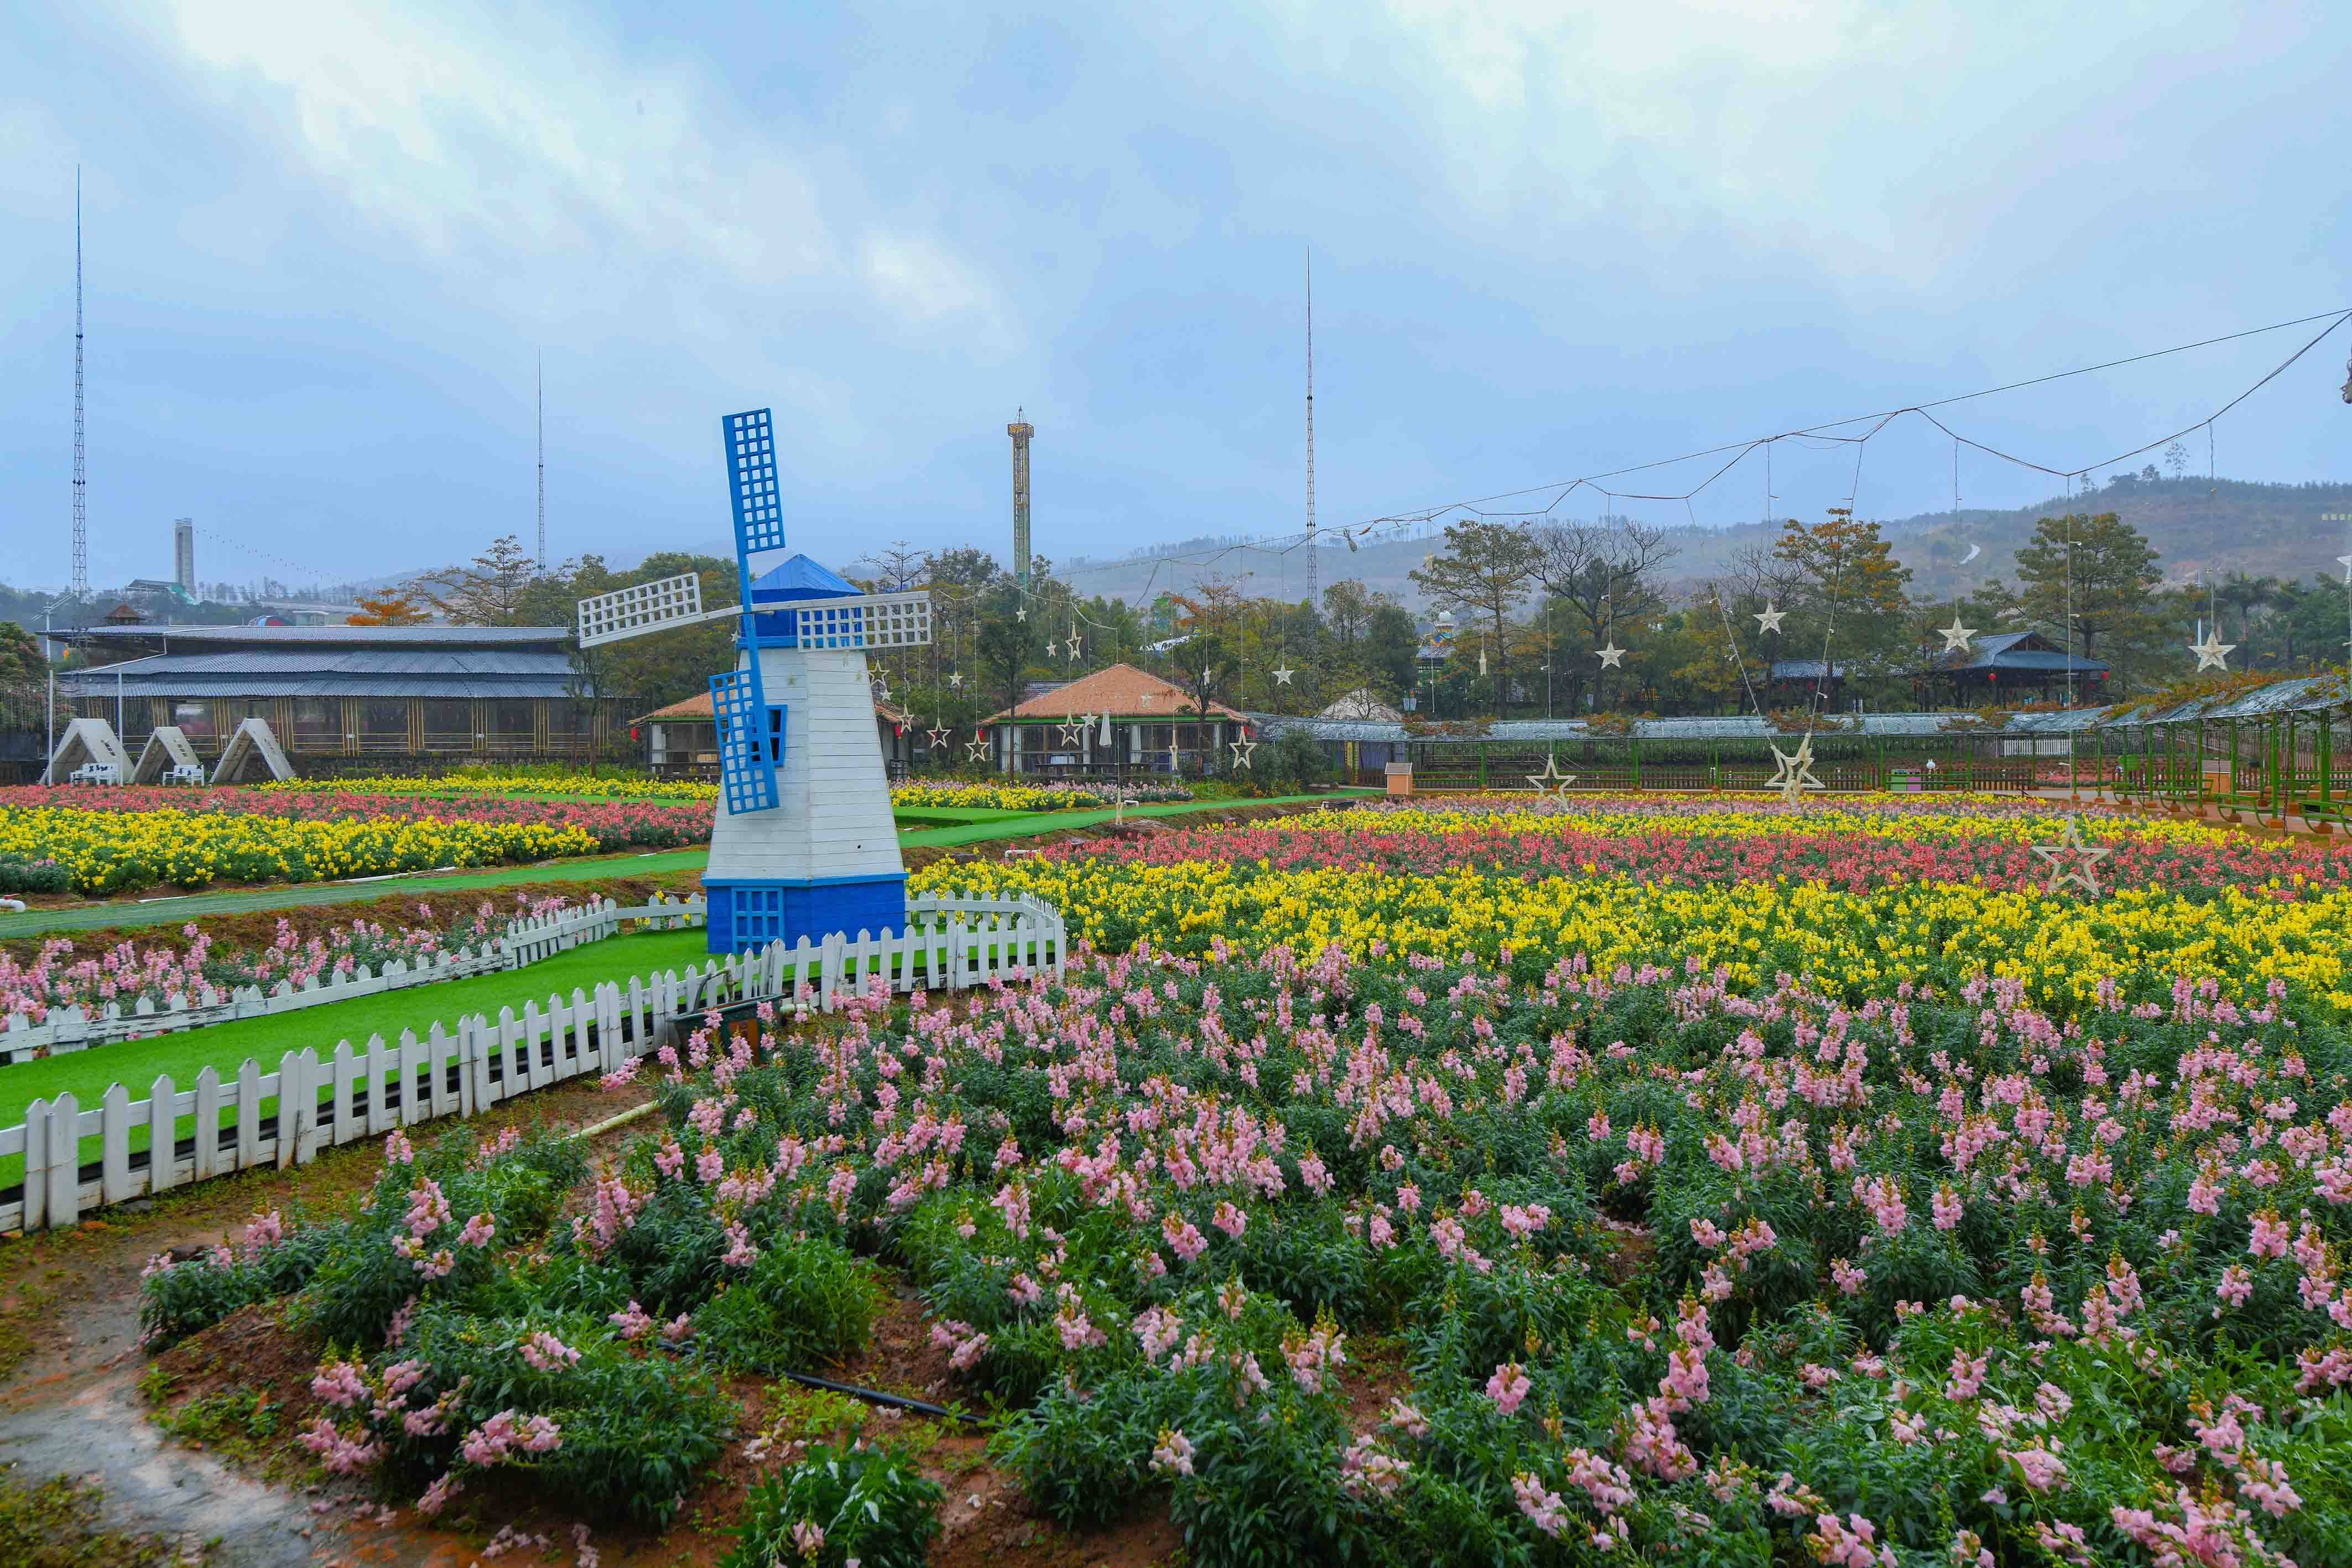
xmin=776 ymin=1369 xmax=984 ymax=1427
xmin=656 ymin=1341 xmax=984 ymax=1426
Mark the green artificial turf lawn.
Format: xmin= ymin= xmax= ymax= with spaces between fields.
xmin=2 ymin=928 xmax=714 ymax=1187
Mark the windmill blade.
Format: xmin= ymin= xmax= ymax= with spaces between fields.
xmin=786 ymin=590 xmax=933 ymax=650
xmin=576 ymin=572 xmax=736 ymax=648
xmin=725 ymin=408 xmax=788 ymax=557
xmin=710 ymin=667 xmax=781 ymax=814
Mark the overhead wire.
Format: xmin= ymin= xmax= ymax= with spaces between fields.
xmin=1033 ymin=305 xmax=2352 ymax=590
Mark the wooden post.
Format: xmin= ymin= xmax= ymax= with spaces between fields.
xmin=148 ymin=1075 xmax=178 ymax=1194
xmin=48 ymin=1095 xmax=81 ymax=1228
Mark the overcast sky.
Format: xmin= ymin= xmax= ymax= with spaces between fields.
xmin=3 ymin=1 xmax=2349 ymax=596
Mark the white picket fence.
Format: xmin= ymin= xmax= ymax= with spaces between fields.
xmin=0 ymin=894 xmax=710 ymax=1066
xmin=0 ymin=889 xmax=1064 ymax=1234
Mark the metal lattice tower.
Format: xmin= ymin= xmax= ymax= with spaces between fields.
xmin=1008 ymin=410 xmax=1034 ymax=591
xmin=71 ymin=168 xmax=87 ymax=605
xmin=1304 ymin=246 xmax=1317 ymax=616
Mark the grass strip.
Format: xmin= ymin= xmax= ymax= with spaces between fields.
xmin=2 ymin=928 xmax=714 ymax=1189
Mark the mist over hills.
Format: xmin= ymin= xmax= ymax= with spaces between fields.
xmin=1040 ymin=475 xmax=2352 ymax=613
xmin=175 ymin=476 xmax=2345 ymax=631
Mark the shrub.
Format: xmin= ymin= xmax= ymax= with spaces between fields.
xmin=693 ymin=1238 xmax=882 ymax=1372
xmin=331 ymin=1305 xmax=737 ymax=1529
xmin=722 ymin=1440 xmax=943 ymax=1568
xmin=137 ymin=1214 xmax=345 ymax=1348
xmin=299 ymin=1125 xmax=577 ymax=1348
xmin=0 ymin=855 xmax=70 ymax=895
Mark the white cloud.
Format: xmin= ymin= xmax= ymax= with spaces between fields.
xmin=1250 ymin=0 xmax=2236 ymax=285
xmin=137 ymin=0 xmax=1007 ymax=350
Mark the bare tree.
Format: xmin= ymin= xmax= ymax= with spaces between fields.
xmin=1532 ymin=516 xmax=1678 ymax=707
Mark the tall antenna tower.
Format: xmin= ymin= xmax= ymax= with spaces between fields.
xmin=1008 ymin=409 xmax=1034 ymax=592
xmin=1303 ymin=246 xmax=1317 ymax=616
xmin=71 ymin=167 xmax=87 ymax=605
xmin=535 ymin=356 xmax=546 ymax=574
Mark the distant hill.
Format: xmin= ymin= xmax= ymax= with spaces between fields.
xmin=1054 ymin=475 xmax=2352 ymax=613
xmin=87 ymin=477 xmax=2337 ymax=635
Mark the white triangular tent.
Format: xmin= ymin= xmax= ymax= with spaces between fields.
xmin=41 ymin=718 xmax=131 ymax=784
xmin=131 ymin=726 xmax=207 ymax=785
xmin=211 ymin=718 xmax=295 ymax=784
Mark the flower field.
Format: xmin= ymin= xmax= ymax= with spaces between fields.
xmin=910 ymin=797 xmax=2352 ymax=1023
xmin=892 ymin=780 xmax=1194 ymax=811
xmin=260 ymin=768 xmax=719 ymax=801
xmin=0 ymin=786 xmax=709 ymax=895
xmin=136 ymin=792 xmax=2352 ymax=1565
xmin=1 ymin=896 xmax=568 ymax=1023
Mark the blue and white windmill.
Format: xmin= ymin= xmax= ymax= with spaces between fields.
xmin=577 ymin=408 xmax=930 ymax=955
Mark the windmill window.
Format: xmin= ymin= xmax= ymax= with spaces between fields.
xmin=766 ymin=704 xmax=788 ymax=764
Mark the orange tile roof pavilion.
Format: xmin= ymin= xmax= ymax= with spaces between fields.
xmin=984 ymin=663 xmax=1250 ymax=725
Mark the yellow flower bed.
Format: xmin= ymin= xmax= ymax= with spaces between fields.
xmin=1 ymin=804 xmax=600 ymax=894
xmin=910 ymin=853 xmax=2352 ymax=1021
xmin=1299 ymin=795 xmax=2233 ymax=848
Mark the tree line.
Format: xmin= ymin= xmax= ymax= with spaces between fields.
xmin=374 ymin=506 xmax=2352 ymax=727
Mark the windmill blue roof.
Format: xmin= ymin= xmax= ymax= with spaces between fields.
xmin=750 ymin=555 xmax=859 ymax=603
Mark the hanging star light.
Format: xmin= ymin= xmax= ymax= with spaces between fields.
xmin=1525 ymin=754 xmax=1577 ymax=796
xmin=1939 ymin=614 xmax=1978 ymax=654
xmin=1272 ymin=663 xmax=1295 ymax=685
xmin=1042 ymin=639 xmax=1057 ymax=658
xmin=1755 ymin=603 xmax=1787 ymax=634
xmin=1595 ymin=642 xmax=1626 ymax=669
xmin=1166 ymin=740 xmax=1184 ymax=773
xmin=965 ymin=737 xmax=990 ymax=763
xmin=1230 ymin=737 xmax=1257 ymax=770
xmin=927 ymin=725 xmax=951 ymax=748
xmin=948 ymin=671 xmax=964 ymax=689
xmin=2189 ymin=626 xmax=2236 ymax=672
xmin=2030 ymin=814 xmax=2112 ymax=897
xmin=870 ymin=676 xmax=892 ymax=703
xmin=1057 ymin=715 xmax=1085 ymax=747
xmin=1067 ymin=636 xmax=1082 ymax=660
xmin=1016 ymin=606 xmax=1027 ymax=622
xmin=1770 ymin=735 xmax=1824 ymax=806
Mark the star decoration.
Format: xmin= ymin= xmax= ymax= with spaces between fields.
xmin=1066 ymin=637 xmax=1081 ymax=659
xmin=1938 ymin=615 xmax=1978 ymax=654
xmin=1768 ymin=735 xmax=1824 ymax=806
xmin=1137 ymin=692 xmax=1156 ymax=707
xmin=1272 ymin=663 xmax=1295 ymax=686
xmin=1016 ymin=607 xmax=1026 ymax=621
xmin=1057 ymin=715 xmax=1085 ymax=747
xmin=1229 ymin=738 xmax=1257 ymax=770
xmin=1166 ymin=742 xmax=1183 ymax=772
xmin=2030 ymin=815 xmax=2112 ymax=898
xmin=2189 ymin=627 xmax=2236 ymax=672
xmin=948 ymin=672 xmax=964 ymax=688
xmin=1525 ymin=754 xmax=1578 ymax=796
xmin=1755 ymin=603 xmax=1787 ymax=634
xmin=965 ymin=738 xmax=990 ymax=763
xmin=1042 ymin=639 xmax=1058 ymax=658
xmin=1595 ymin=642 xmax=1626 ymax=669
xmin=870 ymin=677 xmax=892 ymax=702
xmin=926 ymin=726 xmax=951 ymax=748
